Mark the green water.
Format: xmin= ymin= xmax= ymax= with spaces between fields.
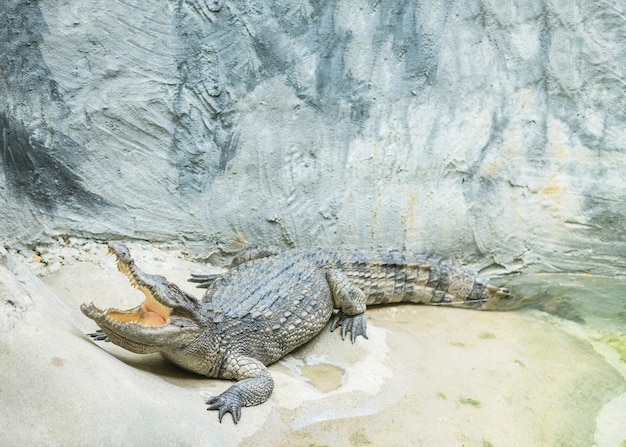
xmin=502 ymin=273 xmax=626 ymax=446
xmin=504 ymin=273 xmax=626 ymax=333
xmin=504 ymin=273 xmax=626 ymax=364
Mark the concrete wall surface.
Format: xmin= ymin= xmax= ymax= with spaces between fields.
xmin=1 ymin=0 xmax=625 ymax=275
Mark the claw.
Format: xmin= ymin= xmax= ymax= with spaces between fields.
xmin=330 ymin=311 xmax=368 ymax=343
xmin=189 ymin=273 xmax=220 ymax=289
xmin=87 ymin=329 xmax=110 ymax=342
xmin=206 ymin=394 xmax=242 ymax=424
xmin=341 ymin=317 xmax=351 ymax=341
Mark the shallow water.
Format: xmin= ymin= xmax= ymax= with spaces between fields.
xmin=503 ymin=273 xmax=626 ymax=447
xmin=504 ymin=273 xmax=626 ymax=335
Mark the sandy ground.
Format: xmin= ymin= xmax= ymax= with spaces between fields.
xmin=1 ymin=241 xmax=624 ymax=446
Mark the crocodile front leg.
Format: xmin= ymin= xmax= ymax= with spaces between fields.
xmin=207 ymin=354 xmax=274 ymax=424
xmin=326 ymin=269 xmax=368 ymax=343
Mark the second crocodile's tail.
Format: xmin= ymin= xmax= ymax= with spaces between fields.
xmin=322 ymin=251 xmax=518 ymax=311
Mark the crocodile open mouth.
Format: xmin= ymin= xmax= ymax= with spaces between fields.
xmin=105 ymin=246 xmax=173 ymax=327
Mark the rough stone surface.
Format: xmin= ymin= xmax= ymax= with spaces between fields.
xmin=1 ymin=1 xmax=626 ymax=275
xmin=0 ymin=244 xmax=624 ymax=446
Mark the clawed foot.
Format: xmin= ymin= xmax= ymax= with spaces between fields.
xmin=188 ymin=273 xmax=220 ymax=289
xmin=206 ymin=390 xmax=243 ymax=424
xmin=87 ymin=329 xmax=109 ymax=342
xmin=330 ymin=311 xmax=368 ymax=343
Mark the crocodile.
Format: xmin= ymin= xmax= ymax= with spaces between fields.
xmin=81 ymin=243 xmax=518 ymax=423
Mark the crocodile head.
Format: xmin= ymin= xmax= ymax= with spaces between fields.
xmin=81 ymin=243 xmax=205 ymax=354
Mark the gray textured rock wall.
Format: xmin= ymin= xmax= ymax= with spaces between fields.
xmin=1 ymin=0 xmax=625 ymax=275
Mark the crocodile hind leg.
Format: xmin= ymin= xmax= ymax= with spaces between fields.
xmin=326 ymin=269 xmax=368 ymax=343
xmin=230 ymin=246 xmax=281 ymax=267
xmin=188 ymin=273 xmax=221 ymax=288
xmin=189 ymin=246 xmax=282 ymax=288
xmin=206 ymin=354 xmax=274 ymax=424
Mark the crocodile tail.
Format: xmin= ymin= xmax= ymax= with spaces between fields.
xmin=338 ymin=252 xmax=517 ymax=311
